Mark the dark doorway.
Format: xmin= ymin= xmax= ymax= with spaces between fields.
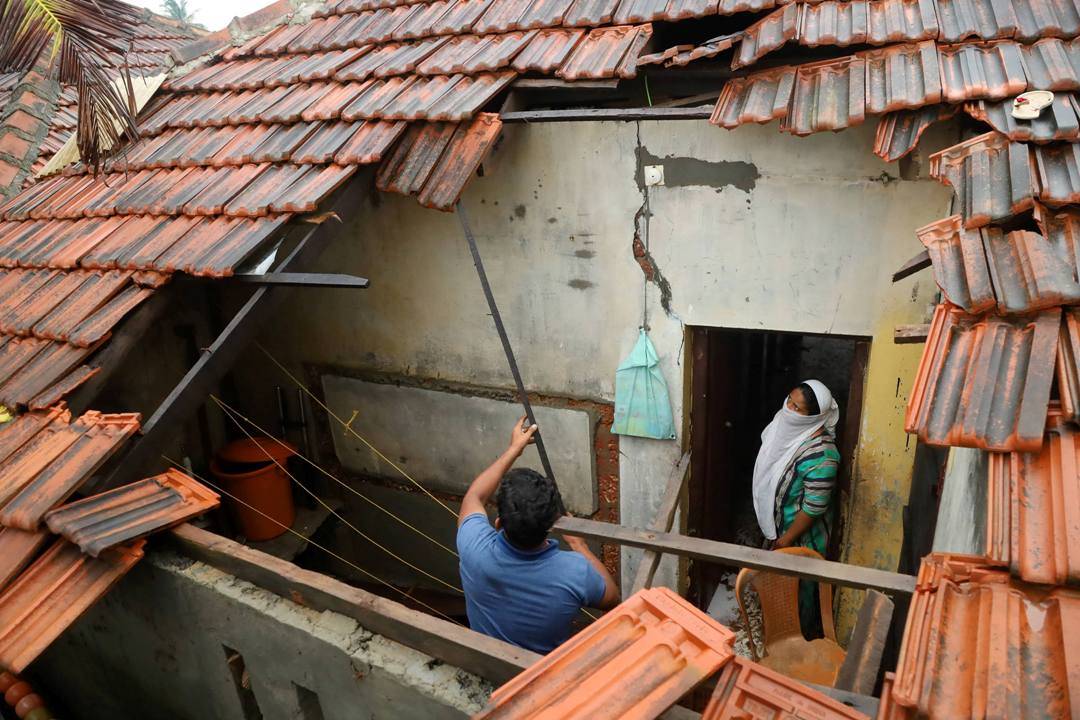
xmin=686 ymin=327 xmax=870 ymax=609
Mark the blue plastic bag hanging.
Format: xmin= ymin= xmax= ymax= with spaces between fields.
xmin=612 ymin=329 xmax=676 ymax=440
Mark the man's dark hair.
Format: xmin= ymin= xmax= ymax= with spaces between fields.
xmin=496 ymin=468 xmax=564 ymax=549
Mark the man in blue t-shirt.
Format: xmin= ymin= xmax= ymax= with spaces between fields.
xmin=456 ymin=417 xmax=620 ymax=654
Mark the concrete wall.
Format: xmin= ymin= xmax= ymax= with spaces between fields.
xmin=34 ymin=548 xmax=493 ymax=720
xmin=233 ymin=118 xmax=953 ymax=621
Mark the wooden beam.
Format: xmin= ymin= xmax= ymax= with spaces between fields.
xmin=513 ymin=78 xmax=620 ymax=90
xmin=103 ymin=187 xmax=358 ymax=490
xmin=500 ymin=107 xmax=714 ymax=123
xmin=653 ymin=92 xmax=720 ymax=108
xmin=630 ymin=451 xmax=691 ymax=594
xmin=552 ymin=518 xmax=916 ymax=596
xmin=229 ymin=272 xmax=370 ymax=289
xmin=892 ymin=249 xmax=931 ymax=282
xmin=169 ymin=523 xmax=540 ymax=685
xmin=835 ymin=590 xmax=894 ymax=695
xmin=894 ymin=324 xmax=931 ymax=344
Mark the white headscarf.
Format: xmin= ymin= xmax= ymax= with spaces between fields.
xmin=752 ymin=379 xmax=839 ymax=540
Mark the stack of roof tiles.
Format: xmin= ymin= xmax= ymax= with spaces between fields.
xmin=475 ymin=586 xmax=867 ymax=719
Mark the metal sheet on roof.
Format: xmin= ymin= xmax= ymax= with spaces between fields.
xmin=905 ymin=302 xmax=1059 ymax=452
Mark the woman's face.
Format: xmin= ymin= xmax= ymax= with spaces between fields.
xmin=785 ymin=388 xmax=812 ymax=416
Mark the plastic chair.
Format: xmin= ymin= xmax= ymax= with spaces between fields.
xmin=735 ymin=547 xmax=847 ymax=686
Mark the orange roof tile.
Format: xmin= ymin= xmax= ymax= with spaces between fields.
xmin=888 ymin=554 xmax=1080 ymax=718
xmin=45 ymin=469 xmax=218 ymax=557
xmin=0 ymin=527 xmax=47 ymax=593
xmin=702 ymin=655 xmax=867 ymax=720
xmin=475 ymin=587 xmax=735 ymax=720
xmin=0 ymin=538 xmax=143 ymax=673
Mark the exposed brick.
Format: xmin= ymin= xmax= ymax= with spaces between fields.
xmin=3 ymin=109 xmax=43 ymax=136
xmin=0 ymin=132 xmax=33 ymax=160
xmin=14 ymin=89 xmax=52 ymax=116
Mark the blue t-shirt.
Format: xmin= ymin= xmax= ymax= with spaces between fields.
xmin=457 ymin=513 xmax=607 ymax=654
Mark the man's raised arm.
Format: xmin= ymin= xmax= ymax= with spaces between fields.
xmin=458 ymin=416 xmax=539 ymax=526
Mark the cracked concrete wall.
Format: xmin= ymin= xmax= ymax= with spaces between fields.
xmin=33 ymin=548 xmax=492 ymax=720
xmin=235 ymin=119 xmax=950 ymax=608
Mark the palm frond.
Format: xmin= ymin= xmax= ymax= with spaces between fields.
xmin=0 ymin=0 xmax=144 ymax=170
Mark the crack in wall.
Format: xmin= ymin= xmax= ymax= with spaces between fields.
xmin=633 ymin=123 xmax=675 ymax=318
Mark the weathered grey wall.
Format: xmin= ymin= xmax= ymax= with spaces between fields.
xmin=233 ymin=118 xmax=952 ymax=599
xmin=34 ymin=548 xmax=492 ymax=720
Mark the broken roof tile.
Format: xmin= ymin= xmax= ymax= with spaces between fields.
xmin=0 ymin=538 xmax=144 ymax=673
xmin=917 ymin=215 xmax=997 ymax=314
xmin=935 ymin=0 xmax=1019 ymax=43
xmin=512 ymin=28 xmax=585 ymax=72
xmin=418 ymin=113 xmax=503 ymax=209
xmin=702 ymin=655 xmax=865 ymax=720
xmin=863 ymin=40 xmax=942 ymax=114
xmin=889 ymin=555 xmax=1079 ymax=718
xmin=475 ymin=587 xmax=735 ymax=720
xmin=985 ymin=226 xmax=1080 ymax=313
xmin=420 ymin=72 xmax=515 ymax=120
xmin=733 ymin=4 xmax=798 ymax=69
xmin=1019 ymin=38 xmax=1080 ymax=91
xmin=939 ymin=41 xmax=1028 ymax=102
xmin=781 ymin=55 xmax=866 ymax=135
xmin=0 ymin=527 xmax=48 ymax=592
xmin=874 ymin=105 xmax=958 ymax=161
xmin=657 ymin=33 xmax=740 ymax=67
xmin=45 ymin=469 xmax=218 ymax=557
xmin=557 ymin=24 xmax=652 ymax=79
xmin=987 ymin=413 xmax=1080 ymax=586
xmin=711 ymin=65 xmax=796 ymax=128
xmin=905 ymin=302 xmax=1058 ymax=452
xmin=28 ymin=365 xmax=101 ymax=411
xmin=0 ymin=410 xmax=140 ymax=530
xmin=929 ymin=131 xmax=1036 ymax=228
xmin=966 ymin=93 xmax=1080 ymax=142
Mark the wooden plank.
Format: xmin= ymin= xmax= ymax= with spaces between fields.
xmin=552 ymin=518 xmax=917 ymax=596
xmin=513 ymin=78 xmax=620 ymax=90
xmin=894 ymin=324 xmax=930 ymax=344
xmin=630 ymin=451 xmax=691 ymax=593
xmin=169 ymin=523 xmax=540 ymax=685
xmin=892 ymin=249 xmax=931 ymax=282
xmin=500 ymin=107 xmax=714 ymax=123
xmin=229 ymin=272 xmax=370 ymax=289
xmin=653 ymin=92 xmax=720 ymax=108
xmin=835 ymin=590 xmax=894 ymax=695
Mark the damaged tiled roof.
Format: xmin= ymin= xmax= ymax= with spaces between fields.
xmin=0 ymin=538 xmax=144 ymax=673
xmin=45 ymin=468 xmax=219 ymax=557
xmin=882 ymin=554 xmax=1080 ymax=718
xmin=0 ymin=528 xmax=47 ymax=592
xmin=905 ymin=302 xmax=1059 ymax=452
xmin=475 ymin=587 xmax=735 ymax=719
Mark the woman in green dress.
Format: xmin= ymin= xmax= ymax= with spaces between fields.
xmin=751 ymin=379 xmax=840 ymax=637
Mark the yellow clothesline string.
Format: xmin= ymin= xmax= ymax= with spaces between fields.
xmin=211 ymin=395 xmax=464 ymax=596
xmin=210 ymin=393 xmax=458 ymax=559
xmin=161 ymin=454 xmax=461 ymax=626
xmin=256 ymin=342 xmax=458 ymax=518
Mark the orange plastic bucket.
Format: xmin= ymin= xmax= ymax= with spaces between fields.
xmin=211 ymin=438 xmax=297 ymax=541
